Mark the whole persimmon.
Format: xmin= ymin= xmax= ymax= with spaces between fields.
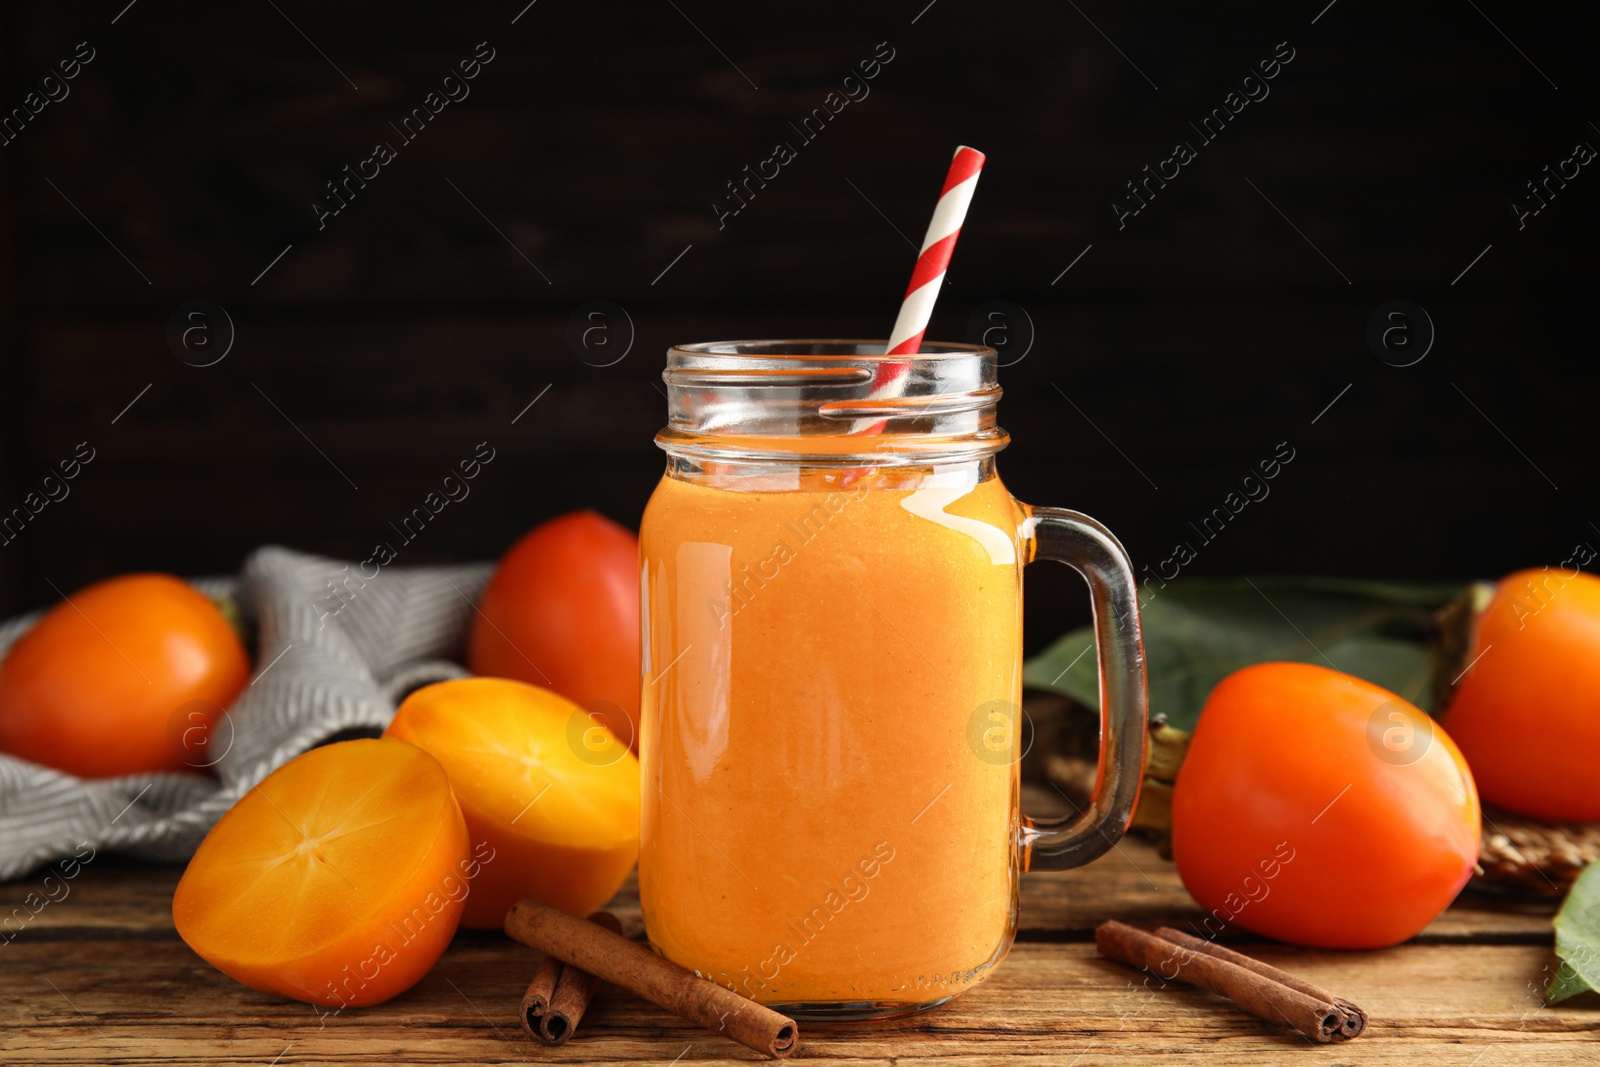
xmin=0 ymin=574 xmax=250 ymax=778
xmin=467 ymin=511 xmax=641 ymax=749
xmin=385 ymin=677 xmax=640 ymax=927
xmin=174 ymin=738 xmax=478 ymax=1007
xmin=1440 ymin=568 xmax=1600 ymax=822
xmin=1172 ymin=662 xmax=1480 ymax=949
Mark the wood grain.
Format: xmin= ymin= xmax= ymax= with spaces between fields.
xmin=2 ymin=835 xmax=1587 ymax=1064
xmin=2 ymin=940 xmax=1592 ymax=1064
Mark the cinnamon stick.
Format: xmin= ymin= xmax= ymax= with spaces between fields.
xmin=1154 ymin=926 xmax=1368 ymax=1040
xmin=1095 ymin=920 xmax=1362 ymax=1044
xmin=540 ymin=912 xmax=623 ymax=1045
xmin=505 ymin=896 xmax=799 ymax=1059
xmin=518 ymin=955 xmax=563 ymax=1039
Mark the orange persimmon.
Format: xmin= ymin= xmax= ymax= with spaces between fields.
xmin=467 ymin=511 xmax=641 ymax=750
xmin=1440 ymin=568 xmax=1600 ymax=822
xmin=385 ymin=677 xmax=640 ymax=928
xmin=1172 ymin=663 xmax=1480 ymax=949
xmin=0 ymin=573 xmax=249 ymax=778
xmin=173 ymin=738 xmax=478 ymax=1008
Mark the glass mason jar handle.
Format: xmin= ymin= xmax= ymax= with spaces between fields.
xmin=1018 ymin=506 xmax=1149 ymax=871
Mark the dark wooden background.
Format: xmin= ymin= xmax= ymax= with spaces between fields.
xmin=0 ymin=0 xmax=1594 ymax=649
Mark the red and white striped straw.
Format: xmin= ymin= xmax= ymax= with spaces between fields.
xmin=849 ymin=146 xmax=984 ymax=441
xmin=884 ymin=145 xmax=985 ymax=359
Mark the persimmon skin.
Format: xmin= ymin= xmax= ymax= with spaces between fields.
xmin=173 ymin=738 xmax=473 ymax=1008
xmin=0 ymin=574 xmax=249 ymax=778
xmin=1172 ymin=663 xmax=1480 ymax=949
xmin=467 ymin=511 xmax=641 ymax=750
xmin=1441 ymin=568 xmax=1600 ymax=822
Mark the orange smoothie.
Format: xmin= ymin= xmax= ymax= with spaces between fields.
xmin=639 ymin=468 xmax=1026 ymax=1010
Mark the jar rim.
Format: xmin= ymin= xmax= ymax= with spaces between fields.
xmin=669 ymin=339 xmax=996 ymax=361
xmin=658 ymin=338 xmax=1006 ymax=467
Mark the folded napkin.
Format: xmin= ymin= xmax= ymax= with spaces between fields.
xmin=0 ymin=546 xmax=491 ymax=881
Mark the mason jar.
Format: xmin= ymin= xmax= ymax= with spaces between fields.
xmin=638 ymin=340 xmax=1148 ymax=1019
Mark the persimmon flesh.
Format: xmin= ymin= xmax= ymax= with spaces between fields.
xmin=385 ymin=677 xmax=640 ymax=927
xmin=1172 ymin=662 xmax=1480 ymax=949
xmin=173 ymin=738 xmax=474 ymax=1007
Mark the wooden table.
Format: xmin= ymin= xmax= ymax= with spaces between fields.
xmin=3 ymin=833 xmax=1594 ymax=1065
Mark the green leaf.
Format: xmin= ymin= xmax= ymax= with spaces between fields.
xmin=1548 ymin=861 xmax=1600 ymax=1004
xmin=1023 ymin=577 xmax=1464 ymax=731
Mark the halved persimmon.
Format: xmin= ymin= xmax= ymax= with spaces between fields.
xmin=385 ymin=677 xmax=640 ymax=927
xmin=173 ymin=738 xmax=478 ymax=1008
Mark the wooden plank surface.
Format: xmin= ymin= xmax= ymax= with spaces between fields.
xmin=3 ymin=939 xmax=1594 ymax=1066
xmin=3 ymin=835 xmax=1594 ymax=1065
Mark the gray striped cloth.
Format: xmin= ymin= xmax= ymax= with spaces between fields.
xmin=0 ymin=546 xmax=492 ymax=881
